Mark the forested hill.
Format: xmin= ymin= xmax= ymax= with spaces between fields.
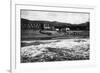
xmin=21 ymin=18 xmax=89 ymax=31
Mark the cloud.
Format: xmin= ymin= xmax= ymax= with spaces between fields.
xmin=21 ymin=10 xmax=89 ymax=24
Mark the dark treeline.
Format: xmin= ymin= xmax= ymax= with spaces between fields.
xmin=21 ymin=18 xmax=89 ymax=31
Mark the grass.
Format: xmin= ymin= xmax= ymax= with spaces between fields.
xmin=21 ymin=30 xmax=89 ymax=40
xmin=21 ymin=39 xmax=89 ymax=63
xmin=21 ymin=47 xmax=89 ymax=63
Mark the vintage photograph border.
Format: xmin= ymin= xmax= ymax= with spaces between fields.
xmin=11 ymin=3 xmax=96 ymax=73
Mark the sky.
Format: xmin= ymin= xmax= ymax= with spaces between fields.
xmin=21 ymin=10 xmax=90 ymax=24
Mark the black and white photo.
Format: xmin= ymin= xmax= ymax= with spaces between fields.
xmin=20 ymin=10 xmax=90 ymax=63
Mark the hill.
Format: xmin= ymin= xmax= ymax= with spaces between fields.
xmin=21 ymin=18 xmax=89 ymax=31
